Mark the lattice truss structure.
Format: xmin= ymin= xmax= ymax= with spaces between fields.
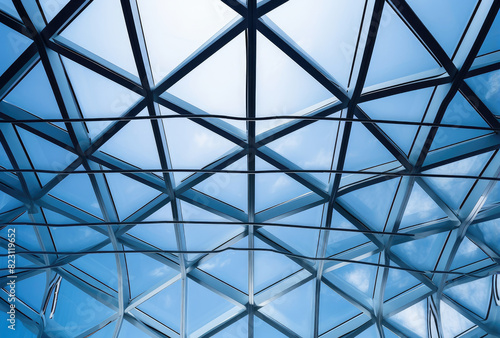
xmin=1 ymin=0 xmax=500 ymax=337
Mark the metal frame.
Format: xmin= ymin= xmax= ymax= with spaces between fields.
xmin=0 ymin=0 xmax=500 ymax=337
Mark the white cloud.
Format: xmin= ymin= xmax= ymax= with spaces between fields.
xmin=344 ymin=268 xmax=370 ymax=293
xmin=271 ymin=133 xmax=303 ymax=154
xmin=200 ymin=256 xmax=231 ymax=271
xmin=391 ymin=300 xmax=427 ymax=337
xmin=403 ymin=184 xmax=437 ymax=219
xmin=150 ymin=266 xmax=170 ymax=278
xmin=485 ymin=72 xmax=500 ymax=101
xmin=445 ymin=277 xmax=490 ymax=317
xmin=458 ymin=238 xmax=478 ymax=257
xmin=304 ymin=148 xmax=333 ymax=168
xmin=440 ymin=301 xmax=473 ymax=338
xmin=270 ymin=175 xmax=292 ymax=194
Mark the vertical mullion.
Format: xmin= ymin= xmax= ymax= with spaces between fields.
xmin=246 ymin=1 xmax=256 ymax=336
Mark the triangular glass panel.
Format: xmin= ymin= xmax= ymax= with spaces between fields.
xmin=0 ymin=0 xmax=21 ymax=20
xmin=0 ymin=141 xmax=13 ymax=169
xmin=325 ymin=254 xmax=379 ymax=297
xmin=89 ymin=320 xmax=116 ymax=338
xmin=256 ymin=32 xmax=337 ymax=134
xmin=71 ymin=244 xmax=119 ymax=291
xmin=364 ymin=4 xmax=441 ymax=88
xmin=0 ymin=312 xmax=34 ymax=336
xmin=400 ymin=182 xmax=448 ymax=229
xmin=126 ymin=252 xmax=178 ymax=299
xmin=465 ymin=69 xmax=500 ymax=116
xmin=198 ymin=237 xmax=248 ymax=294
xmin=0 ymin=22 xmax=31 ymax=75
xmin=407 ymin=0 xmax=478 ymax=56
xmin=181 ymin=201 xmax=244 ymax=261
xmin=440 ymin=301 xmax=475 ymax=338
xmin=58 ymin=0 xmax=138 ymax=76
xmin=0 ymin=252 xmax=35 ymax=278
xmin=483 ymin=181 xmax=500 ymax=208
xmin=357 ymin=325 xmax=380 ymax=338
xmin=49 ymin=165 xmax=103 ymax=218
xmin=379 ymin=119 xmax=420 ymax=155
xmin=471 ymin=219 xmax=500 ymax=254
xmin=15 ymin=272 xmax=46 ymax=312
xmin=39 ymin=0 xmax=70 ymax=23
xmin=118 ymin=320 xmax=146 ymax=338
xmin=213 ymin=316 xmax=248 ymax=337
xmin=450 ymin=236 xmax=490 ymax=270
xmin=254 ymin=238 xmax=302 ymax=293
xmin=192 ymin=157 xmax=247 ymax=212
xmin=44 ymin=208 xmax=107 ymax=252
xmin=136 ymin=0 xmax=239 ymax=83
xmin=0 ymin=190 xmax=22 ymax=213
xmin=255 ymin=156 xmax=313 ymax=212
xmin=4 ymin=209 xmax=26 ymax=222
xmin=384 ymin=264 xmax=422 ymax=301
xmin=391 ymin=231 xmax=448 ymax=271
xmin=259 ymin=280 xmax=315 ymax=338
xmin=17 ymin=127 xmax=78 ymax=186
xmin=138 ymin=279 xmax=182 ymax=333
xmin=326 ymin=211 xmax=371 ymax=256
xmin=160 ymin=106 xmax=238 ymax=184
xmin=388 ymin=300 xmax=428 ymax=338
xmin=105 ymin=173 xmax=161 ymax=220
xmin=318 ymin=282 xmax=362 ymax=335
xmin=61 ymin=57 xmax=142 ymax=139
xmin=125 ymin=204 xmax=177 ymax=252
xmin=254 ymin=316 xmax=287 ymax=337
xmin=99 ymin=109 xmax=162 ymax=170
xmin=444 ymin=276 xmax=491 ymax=319
xmin=264 ymin=204 xmax=324 ymax=257
xmin=50 ymin=279 xmax=115 ymax=336
xmin=4 ymin=62 xmax=64 ymax=129
xmin=264 ymin=0 xmax=365 ymax=89
xmin=186 ymin=278 xmax=237 ymax=336
xmin=343 ymin=121 xmax=398 ymax=171
xmin=359 ymin=88 xmax=434 ymax=154
xmin=0 ymin=212 xmax=41 ymax=251
xmin=479 ymin=11 xmax=500 ymax=56
xmin=266 ymin=119 xmax=339 ymax=184
xmin=431 ymin=92 xmax=490 ymax=150
xmin=166 ymin=33 xmax=246 ymax=131
xmin=383 ymin=326 xmax=400 ymax=338
xmin=338 ymin=178 xmax=399 ymax=231
xmin=423 ymin=151 xmax=493 ymax=210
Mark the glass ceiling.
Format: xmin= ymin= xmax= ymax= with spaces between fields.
xmin=0 ymin=0 xmax=499 ymax=337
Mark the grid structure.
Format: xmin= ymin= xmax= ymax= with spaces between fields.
xmin=1 ymin=0 xmax=500 ymax=337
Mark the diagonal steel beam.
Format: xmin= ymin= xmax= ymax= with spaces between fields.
xmin=313 ymin=1 xmax=386 ymax=335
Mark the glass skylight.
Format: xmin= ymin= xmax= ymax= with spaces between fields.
xmin=0 ymin=0 xmax=499 ymax=337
